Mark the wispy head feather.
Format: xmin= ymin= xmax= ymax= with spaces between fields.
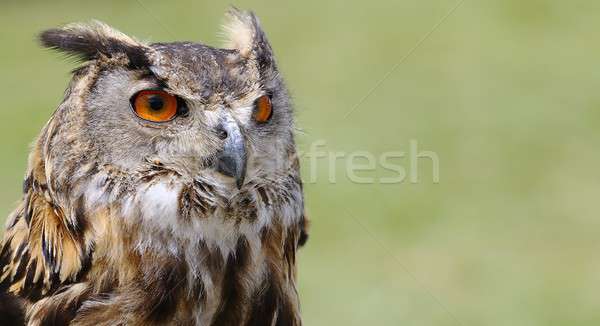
xmin=39 ymin=20 xmax=151 ymax=68
xmin=221 ymin=7 xmax=276 ymax=72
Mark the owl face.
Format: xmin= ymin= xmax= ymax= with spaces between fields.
xmin=44 ymin=12 xmax=296 ymax=194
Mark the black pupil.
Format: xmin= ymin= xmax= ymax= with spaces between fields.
xmin=147 ymin=95 xmax=164 ymax=111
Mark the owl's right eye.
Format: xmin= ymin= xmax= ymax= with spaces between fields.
xmin=132 ymin=90 xmax=179 ymax=122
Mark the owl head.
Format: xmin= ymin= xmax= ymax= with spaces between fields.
xmin=38 ymin=8 xmax=296 ymax=196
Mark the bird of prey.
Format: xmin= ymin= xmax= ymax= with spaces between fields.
xmin=0 ymin=8 xmax=308 ymax=325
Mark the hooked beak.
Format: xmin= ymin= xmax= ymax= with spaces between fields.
xmin=215 ymin=118 xmax=247 ymax=189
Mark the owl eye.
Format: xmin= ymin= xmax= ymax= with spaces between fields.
xmin=254 ymin=95 xmax=273 ymax=123
xmin=132 ymin=90 xmax=178 ymax=122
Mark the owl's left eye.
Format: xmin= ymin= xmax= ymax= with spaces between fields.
xmin=132 ymin=90 xmax=179 ymax=122
xmin=254 ymin=95 xmax=273 ymax=123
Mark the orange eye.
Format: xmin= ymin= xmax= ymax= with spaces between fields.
xmin=132 ymin=90 xmax=178 ymax=122
xmin=254 ymin=95 xmax=273 ymax=123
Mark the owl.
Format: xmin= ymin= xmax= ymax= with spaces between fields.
xmin=0 ymin=8 xmax=308 ymax=326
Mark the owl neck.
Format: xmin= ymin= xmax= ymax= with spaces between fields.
xmin=79 ymin=212 xmax=304 ymax=325
xmin=12 ymin=155 xmax=306 ymax=324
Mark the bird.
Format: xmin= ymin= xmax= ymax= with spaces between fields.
xmin=0 ymin=8 xmax=308 ymax=326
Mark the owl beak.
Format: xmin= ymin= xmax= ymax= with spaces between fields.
xmin=215 ymin=119 xmax=247 ymax=189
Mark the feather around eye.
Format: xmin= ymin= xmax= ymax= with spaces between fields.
xmin=254 ymin=95 xmax=272 ymax=123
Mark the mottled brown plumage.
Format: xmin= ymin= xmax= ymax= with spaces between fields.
xmin=0 ymin=8 xmax=308 ymax=325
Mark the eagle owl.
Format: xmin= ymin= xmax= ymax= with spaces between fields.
xmin=0 ymin=8 xmax=308 ymax=326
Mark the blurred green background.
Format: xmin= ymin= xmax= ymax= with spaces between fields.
xmin=2 ymin=0 xmax=600 ymax=325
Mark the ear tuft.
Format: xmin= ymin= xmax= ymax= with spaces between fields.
xmin=39 ymin=20 xmax=150 ymax=68
xmin=222 ymin=7 xmax=256 ymax=57
xmin=222 ymin=7 xmax=273 ymax=59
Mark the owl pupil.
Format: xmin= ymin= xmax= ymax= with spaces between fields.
xmin=147 ymin=96 xmax=164 ymax=111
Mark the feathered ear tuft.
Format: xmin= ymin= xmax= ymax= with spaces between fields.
xmin=222 ymin=7 xmax=276 ymax=68
xmin=222 ymin=7 xmax=257 ymax=57
xmin=39 ymin=21 xmax=151 ymax=68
